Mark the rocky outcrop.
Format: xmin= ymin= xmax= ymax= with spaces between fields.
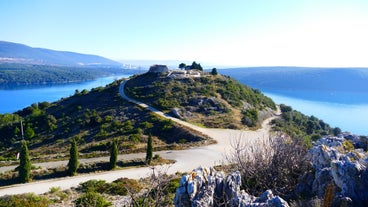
xmin=298 ymin=136 xmax=368 ymax=206
xmin=174 ymin=167 xmax=289 ymax=207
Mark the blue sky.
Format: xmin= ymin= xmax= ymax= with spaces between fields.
xmin=1 ymin=0 xmax=368 ymax=67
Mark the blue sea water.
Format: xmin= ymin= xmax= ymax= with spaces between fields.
xmin=264 ymin=92 xmax=368 ymax=136
xmin=0 ymin=75 xmax=129 ymax=114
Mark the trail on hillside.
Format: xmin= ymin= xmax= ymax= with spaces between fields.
xmin=0 ymin=81 xmax=279 ymax=196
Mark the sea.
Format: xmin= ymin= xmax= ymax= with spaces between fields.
xmin=0 ymin=75 xmax=129 ymax=114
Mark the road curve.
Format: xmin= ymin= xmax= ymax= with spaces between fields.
xmin=0 ymin=80 xmax=279 ymax=196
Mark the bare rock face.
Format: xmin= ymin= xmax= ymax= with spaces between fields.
xmin=174 ymin=167 xmax=289 ymax=207
xmin=300 ymin=136 xmax=368 ymax=206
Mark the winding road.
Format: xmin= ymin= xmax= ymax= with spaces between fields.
xmin=0 ymin=80 xmax=279 ymax=196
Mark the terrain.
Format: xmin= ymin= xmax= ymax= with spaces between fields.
xmin=125 ymin=72 xmax=276 ymax=129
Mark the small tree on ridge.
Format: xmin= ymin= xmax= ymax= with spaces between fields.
xmin=18 ymin=140 xmax=31 ymax=183
xmin=68 ymin=138 xmax=79 ymax=176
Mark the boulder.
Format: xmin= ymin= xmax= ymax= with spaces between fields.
xmin=174 ymin=167 xmax=289 ymax=207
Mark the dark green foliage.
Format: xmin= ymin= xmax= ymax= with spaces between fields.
xmin=18 ymin=140 xmax=31 ymax=183
xmin=109 ymin=139 xmax=118 ymax=169
xmin=179 ymin=63 xmax=186 ymax=70
xmin=242 ymin=108 xmax=259 ymax=127
xmin=75 ymin=191 xmax=111 ymax=207
xmin=333 ymin=127 xmax=342 ymax=136
xmin=211 ymin=68 xmax=218 ymax=75
xmin=0 ymin=193 xmax=49 ymax=207
xmin=77 ymin=178 xmax=142 ymax=196
xmin=146 ymin=134 xmax=153 ymax=165
xmin=272 ymin=104 xmax=334 ymax=147
xmin=68 ymin=138 xmax=79 ymax=176
xmin=190 ymin=61 xmax=203 ymax=70
xmin=0 ymin=63 xmax=125 ymax=87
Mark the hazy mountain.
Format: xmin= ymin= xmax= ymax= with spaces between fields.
xmin=0 ymin=41 xmax=122 ymax=67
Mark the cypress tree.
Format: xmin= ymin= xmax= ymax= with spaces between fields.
xmin=18 ymin=140 xmax=31 ymax=183
xmin=146 ymin=134 xmax=153 ymax=165
xmin=110 ymin=139 xmax=118 ymax=169
xmin=68 ymin=138 xmax=79 ymax=176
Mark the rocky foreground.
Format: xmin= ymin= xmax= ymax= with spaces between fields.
xmin=174 ymin=167 xmax=289 ymax=207
xmin=297 ymin=134 xmax=368 ymax=206
xmin=174 ymin=134 xmax=368 ymax=207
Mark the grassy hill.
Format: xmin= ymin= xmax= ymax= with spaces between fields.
xmin=0 ymin=80 xmax=209 ymax=163
xmin=125 ymin=72 xmax=276 ymax=129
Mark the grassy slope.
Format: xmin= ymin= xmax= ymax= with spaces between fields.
xmin=125 ymin=72 xmax=276 ymax=129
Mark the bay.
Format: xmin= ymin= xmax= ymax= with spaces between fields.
xmin=264 ymin=92 xmax=368 ymax=136
xmin=0 ymin=75 xmax=129 ymax=114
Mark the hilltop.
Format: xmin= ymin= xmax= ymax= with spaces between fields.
xmin=125 ymin=69 xmax=276 ymax=129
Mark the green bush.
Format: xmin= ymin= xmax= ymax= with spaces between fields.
xmin=75 ymin=191 xmax=111 ymax=207
xmin=0 ymin=193 xmax=49 ymax=207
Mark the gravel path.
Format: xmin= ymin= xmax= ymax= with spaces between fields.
xmin=0 ymin=81 xmax=279 ymax=196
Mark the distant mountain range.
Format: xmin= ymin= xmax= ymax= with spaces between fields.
xmin=0 ymin=41 xmax=122 ymax=67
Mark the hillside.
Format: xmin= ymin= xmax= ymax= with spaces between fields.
xmin=0 ymin=41 xmax=121 ymax=67
xmin=124 ymin=71 xmax=276 ymax=129
xmin=0 ymin=80 xmax=209 ymax=163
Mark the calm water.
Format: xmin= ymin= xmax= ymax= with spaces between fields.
xmin=0 ymin=75 xmax=129 ymax=114
xmin=264 ymin=92 xmax=368 ymax=136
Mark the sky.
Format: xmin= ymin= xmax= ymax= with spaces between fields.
xmin=1 ymin=0 xmax=368 ymax=67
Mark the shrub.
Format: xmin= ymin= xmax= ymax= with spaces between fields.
xmin=0 ymin=193 xmax=49 ymax=207
xmin=78 ymin=180 xmax=109 ymax=193
xmin=74 ymin=191 xmax=111 ymax=207
xmin=227 ymin=135 xmax=310 ymax=198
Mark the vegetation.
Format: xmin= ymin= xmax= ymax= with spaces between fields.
xmin=109 ymin=139 xmax=118 ymax=169
xmin=0 ymin=80 xmax=209 ymax=164
xmin=227 ymin=135 xmax=310 ymax=199
xmin=0 ymin=193 xmax=49 ymax=207
xmin=146 ymin=134 xmax=153 ymax=165
xmin=75 ymin=191 xmax=111 ymax=207
xmin=211 ymin=67 xmax=218 ymax=75
xmin=18 ymin=140 xmax=31 ymax=183
xmin=0 ymin=63 xmax=129 ymax=87
xmin=68 ymin=138 xmax=79 ymax=176
xmin=272 ymin=104 xmax=335 ymax=147
xmin=125 ymin=72 xmax=276 ymax=129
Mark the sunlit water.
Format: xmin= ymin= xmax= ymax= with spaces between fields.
xmin=0 ymin=75 xmax=129 ymax=114
xmin=264 ymin=92 xmax=368 ymax=136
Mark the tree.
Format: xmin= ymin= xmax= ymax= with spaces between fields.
xmin=18 ymin=140 xmax=31 ymax=183
xmin=68 ymin=138 xmax=79 ymax=176
xmin=110 ymin=139 xmax=118 ymax=169
xmin=25 ymin=125 xmax=35 ymax=139
xmin=211 ymin=68 xmax=218 ymax=75
xmin=179 ymin=63 xmax=186 ymax=70
xmin=146 ymin=134 xmax=153 ymax=165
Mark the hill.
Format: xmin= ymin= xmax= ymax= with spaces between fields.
xmin=0 ymin=80 xmax=209 ymax=163
xmin=0 ymin=41 xmax=121 ymax=67
xmin=124 ymin=71 xmax=276 ymax=129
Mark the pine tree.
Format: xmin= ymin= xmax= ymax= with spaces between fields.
xmin=110 ymin=139 xmax=118 ymax=169
xmin=146 ymin=134 xmax=153 ymax=165
xmin=211 ymin=68 xmax=218 ymax=75
xmin=68 ymin=138 xmax=79 ymax=176
xmin=18 ymin=140 xmax=31 ymax=183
